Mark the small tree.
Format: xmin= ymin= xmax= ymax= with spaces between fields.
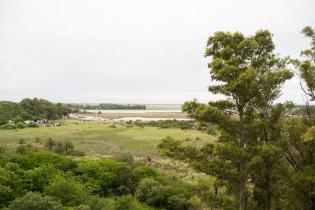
xmin=46 ymin=137 xmax=57 ymax=151
xmin=63 ymin=140 xmax=74 ymax=155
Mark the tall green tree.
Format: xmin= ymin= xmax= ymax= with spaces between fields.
xmin=159 ymin=30 xmax=292 ymax=210
xmin=282 ymin=26 xmax=315 ymax=210
xmin=204 ymin=30 xmax=291 ymax=210
xmin=294 ymin=26 xmax=315 ymax=101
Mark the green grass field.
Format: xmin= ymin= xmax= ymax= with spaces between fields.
xmin=0 ymin=120 xmax=216 ymax=157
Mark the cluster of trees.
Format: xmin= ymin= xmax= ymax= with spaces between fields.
xmin=0 ymin=148 xmax=208 ymax=210
xmin=0 ymin=98 xmax=71 ymax=126
xmin=67 ymin=103 xmax=146 ymax=111
xmin=158 ymin=27 xmax=315 ymax=210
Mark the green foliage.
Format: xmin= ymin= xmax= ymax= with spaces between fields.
xmin=294 ymin=26 xmax=315 ymax=100
xmin=115 ymin=153 xmax=135 ymax=165
xmin=167 ymin=193 xmax=190 ymax=210
xmin=7 ymin=192 xmax=63 ymax=210
xmin=115 ymin=195 xmax=135 ymax=210
xmin=19 ymin=151 xmax=77 ymax=171
xmin=0 ymin=147 xmax=206 ymax=210
xmin=44 ymin=176 xmax=89 ymax=207
xmin=132 ymin=165 xmax=161 ymax=181
xmin=161 ymin=29 xmax=294 ymax=210
xmin=0 ymin=98 xmax=71 ymax=126
xmin=15 ymin=122 xmax=26 ymax=129
xmin=77 ymin=159 xmax=133 ymax=195
xmin=16 ymin=144 xmax=36 ymax=154
xmin=0 ymin=167 xmax=16 ymax=207
xmin=45 ymin=137 xmax=57 ymax=151
xmin=135 ymin=178 xmax=168 ymax=207
xmin=25 ymin=164 xmax=58 ymax=191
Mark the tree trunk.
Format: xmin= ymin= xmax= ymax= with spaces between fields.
xmin=311 ymin=196 xmax=315 ymax=210
xmin=239 ymin=108 xmax=247 ymax=210
xmin=265 ymin=163 xmax=272 ymax=210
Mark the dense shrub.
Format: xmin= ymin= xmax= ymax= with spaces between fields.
xmin=25 ymin=164 xmax=58 ymax=191
xmin=167 ymin=193 xmax=190 ymax=210
xmin=115 ymin=195 xmax=135 ymax=210
xmin=16 ymin=144 xmax=36 ymax=154
xmin=115 ymin=153 xmax=135 ymax=165
xmin=0 ymin=167 xmax=16 ymax=207
xmin=0 ymin=150 xmax=205 ymax=210
xmin=19 ymin=151 xmax=77 ymax=171
xmin=44 ymin=176 xmax=89 ymax=207
xmin=7 ymin=192 xmax=63 ymax=210
xmin=1 ymin=123 xmax=17 ymax=130
xmin=133 ymin=165 xmax=161 ymax=181
xmin=16 ymin=122 xmax=26 ymax=129
xmin=135 ymin=178 xmax=168 ymax=207
xmin=77 ymin=159 xmax=133 ymax=196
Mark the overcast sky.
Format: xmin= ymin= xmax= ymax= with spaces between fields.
xmin=0 ymin=0 xmax=314 ymax=104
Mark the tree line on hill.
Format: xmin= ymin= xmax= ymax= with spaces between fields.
xmin=67 ymin=103 xmax=146 ymax=112
xmin=0 ymin=98 xmax=71 ymax=126
xmin=158 ymin=26 xmax=315 ymax=210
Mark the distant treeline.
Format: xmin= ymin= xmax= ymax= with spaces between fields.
xmin=67 ymin=103 xmax=146 ymax=110
xmin=0 ymin=98 xmax=71 ymax=125
xmin=292 ymin=104 xmax=315 ymax=115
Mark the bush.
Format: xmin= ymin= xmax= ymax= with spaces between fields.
xmin=133 ymin=165 xmax=160 ymax=181
xmin=115 ymin=153 xmax=134 ymax=165
xmin=135 ymin=178 xmax=168 ymax=207
xmin=16 ymin=144 xmax=35 ymax=154
xmin=25 ymin=164 xmax=58 ymax=191
xmin=85 ymin=197 xmax=115 ymax=210
xmin=16 ymin=122 xmax=26 ymax=129
xmin=77 ymin=159 xmax=132 ymax=196
xmin=0 ymin=167 xmax=16 ymax=207
xmin=19 ymin=151 xmax=77 ymax=171
xmin=115 ymin=195 xmax=135 ymax=210
xmin=7 ymin=192 xmax=63 ymax=210
xmin=18 ymin=138 xmax=26 ymax=144
xmin=44 ymin=176 xmax=89 ymax=207
xmin=109 ymin=124 xmax=117 ymax=128
xmin=206 ymin=126 xmax=216 ymax=135
xmin=34 ymin=137 xmax=41 ymax=143
xmin=1 ymin=123 xmax=17 ymax=130
xmin=167 ymin=193 xmax=190 ymax=210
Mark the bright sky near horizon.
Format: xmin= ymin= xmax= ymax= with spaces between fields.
xmin=0 ymin=0 xmax=314 ymax=104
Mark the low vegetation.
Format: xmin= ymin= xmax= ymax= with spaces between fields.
xmin=0 ymin=145 xmax=213 ymax=210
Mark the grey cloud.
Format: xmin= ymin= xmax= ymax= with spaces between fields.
xmin=0 ymin=0 xmax=314 ymax=103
